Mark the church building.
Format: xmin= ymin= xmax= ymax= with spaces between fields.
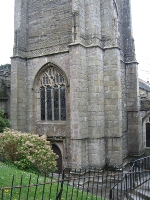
xmin=11 ymin=0 xmax=143 ymax=171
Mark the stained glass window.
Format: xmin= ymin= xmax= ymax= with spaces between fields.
xmin=40 ymin=67 xmax=66 ymax=121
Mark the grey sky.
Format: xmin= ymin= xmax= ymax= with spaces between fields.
xmin=131 ymin=0 xmax=150 ymax=81
xmin=0 ymin=0 xmax=149 ymax=81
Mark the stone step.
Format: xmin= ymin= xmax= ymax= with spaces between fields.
xmin=126 ymin=188 xmax=150 ymax=200
xmin=125 ymin=193 xmax=141 ymax=200
xmin=135 ymin=188 xmax=150 ymax=199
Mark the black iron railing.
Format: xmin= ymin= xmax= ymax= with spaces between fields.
xmin=0 ymin=167 xmax=123 ymax=200
xmin=109 ymin=156 xmax=150 ymax=199
xmin=1 ymin=158 xmax=150 ymax=200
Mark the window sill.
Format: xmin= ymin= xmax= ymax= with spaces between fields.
xmin=36 ymin=121 xmax=66 ymax=125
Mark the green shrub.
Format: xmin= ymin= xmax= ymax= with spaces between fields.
xmin=0 ymin=110 xmax=10 ymax=132
xmin=0 ymin=129 xmax=57 ymax=174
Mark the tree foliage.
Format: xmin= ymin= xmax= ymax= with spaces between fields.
xmin=0 ymin=110 xmax=10 ymax=132
xmin=0 ymin=63 xmax=11 ymax=69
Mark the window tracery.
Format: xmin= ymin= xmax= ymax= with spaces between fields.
xmin=39 ymin=67 xmax=66 ymax=121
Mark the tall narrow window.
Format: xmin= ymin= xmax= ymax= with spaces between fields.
xmin=146 ymin=123 xmax=150 ymax=147
xmin=40 ymin=67 xmax=66 ymax=121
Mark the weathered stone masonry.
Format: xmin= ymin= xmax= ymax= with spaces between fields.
xmin=11 ymin=0 xmax=143 ymax=169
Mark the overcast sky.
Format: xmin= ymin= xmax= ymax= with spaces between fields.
xmin=0 ymin=0 xmax=150 ymax=81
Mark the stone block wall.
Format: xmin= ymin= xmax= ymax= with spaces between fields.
xmin=27 ymin=0 xmax=72 ymax=49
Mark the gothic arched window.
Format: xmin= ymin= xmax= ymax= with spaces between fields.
xmin=39 ymin=67 xmax=66 ymax=121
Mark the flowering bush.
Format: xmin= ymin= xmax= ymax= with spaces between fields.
xmin=0 ymin=128 xmax=58 ymax=174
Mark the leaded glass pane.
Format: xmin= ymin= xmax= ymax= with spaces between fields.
xmin=51 ymin=68 xmax=53 ymax=76
xmin=56 ymin=75 xmax=59 ymax=83
xmin=60 ymin=85 xmax=66 ymax=120
xmin=60 ymin=75 xmax=63 ymax=83
xmin=41 ymin=86 xmax=45 ymax=120
xmin=54 ymin=86 xmax=59 ymax=120
xmin=47 ymin=86 xmax=52 ymax=120
xmin=146 ymin=123 xmax=150 ymax=147
xmin=54 ymin=77 xmax=57 ymax=83
xmin=40 ymin=66 xmax=66 ymax=121
xmin=43 ymin=77 xmax=45 ymax=85
xmin=46 ymin=76 xmax=49 ymax=84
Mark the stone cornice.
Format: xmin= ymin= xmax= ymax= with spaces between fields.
xmin=13 ymin=43 xmax=69 ymax=59
xmin=13 ymin=42 xmax=120 ymax=60
xmin=121 ymin=60 xmax=138 ymax=65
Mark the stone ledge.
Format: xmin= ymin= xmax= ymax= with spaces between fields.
xmin=36 ymin=121 xmax=66 ymax=125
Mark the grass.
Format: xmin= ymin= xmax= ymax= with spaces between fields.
xmin=0 ymin=162 xmax=103 ymax=200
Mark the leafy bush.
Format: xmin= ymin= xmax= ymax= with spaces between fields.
xmin=0 ymin=63 xmax=11 ymax=69
xmin=0 ymin=129 xmax=58 ymax=174
xmin=0 ymin=110 xmax=10 ymax=132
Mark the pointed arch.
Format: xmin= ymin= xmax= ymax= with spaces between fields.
xmin=33 ymin=62 xmax=69 ymax=89
xmin=51 ymin=143 xmax=62 ymax=172
xmin=33 ymin=62 xmax=68 ymax=121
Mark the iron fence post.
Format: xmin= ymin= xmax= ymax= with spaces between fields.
xmin=56 ymin=170 xmax=64 ymax=200
xmin=109 ymin=189 xmax=113 ymax=199
xmin=125 ymin=174 xmax=128 ymax=199
xmin=130 ymin=172 xmax=132 ymax=190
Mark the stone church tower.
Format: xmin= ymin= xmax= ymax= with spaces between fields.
xmin=11 ymin=0 xmax=143 ymax=170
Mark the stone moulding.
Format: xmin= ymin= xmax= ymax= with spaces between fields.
xmin=13 ymin=35 xmax=135 ymax=63
xmin=13 ymin=36 xmax=122 ymax=59
xmin=27 ymin=43 xmax=69 ymax=58
xmin=13 ymin=43 xmax=69 ymax=59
